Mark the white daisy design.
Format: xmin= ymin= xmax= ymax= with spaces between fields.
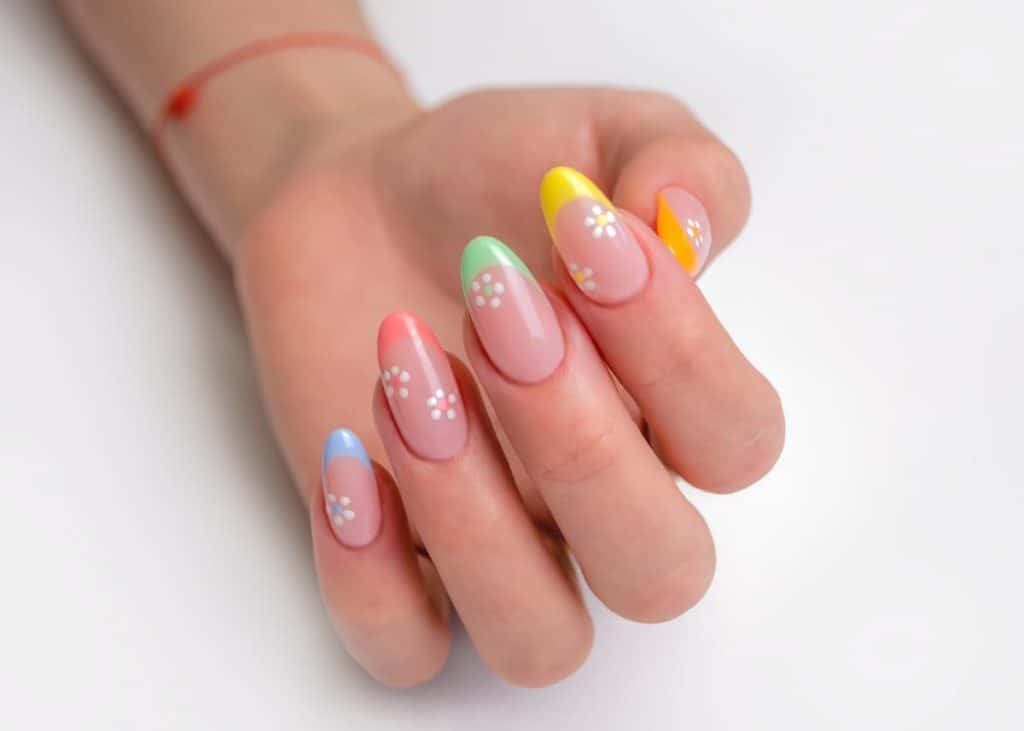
xmin=470 ymin=272 xmax=505 ymax=309
xmin=569 ymin=262 xmax=596 ymax=292
xmin=685 ymin=218 xmax=704 ymax=250
xmin=381 ymin=365 xmax=411 ymax=399
xmin=326 ymin=493 xmax=356 ymax=526
xmin=426 ymin=388 xmax=458 ymax=421
xmin=584 ymin=204 xmax=618 ymax=239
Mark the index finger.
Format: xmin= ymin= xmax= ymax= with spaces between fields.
xmin=540 ymin=166 xmax=784 ymax=492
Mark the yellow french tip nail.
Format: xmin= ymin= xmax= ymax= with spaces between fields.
xmin=539 ymin=166 xmax=614 ymax=238
xmin=656 ymin=192 xmax=700 ymax=275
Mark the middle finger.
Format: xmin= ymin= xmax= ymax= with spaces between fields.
xmin=460 ymin=236 xmax=716 ymax=623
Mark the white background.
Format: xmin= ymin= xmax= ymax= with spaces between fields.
xmin=1 ymin=1 xmax=1021 ymax=728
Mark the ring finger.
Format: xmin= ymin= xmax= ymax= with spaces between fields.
xmin=372 ymin=311 xmax=592 ymax=687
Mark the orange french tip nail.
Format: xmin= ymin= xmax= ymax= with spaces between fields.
xmin=656 ymin=193 xmax=699 ymax=275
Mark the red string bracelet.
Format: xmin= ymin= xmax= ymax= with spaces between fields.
xmin=151 ymin=32 xmax=403 ymax=151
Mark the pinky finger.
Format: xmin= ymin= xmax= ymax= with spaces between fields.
xmin=311 ymin=429 xmax=450 ymax=687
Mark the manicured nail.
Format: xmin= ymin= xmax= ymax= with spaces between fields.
xmin=461 ymin=236 xmax=565 ymax=384
xmin=656 ymin=188 xmax=712 ymax=276
xmin=378 ymin=311 xmax=467 ymax=461
xmin=322 ymin=429 xmax=381 ymax=548
xmin=540 ymin=166 xmax=649 ymax=303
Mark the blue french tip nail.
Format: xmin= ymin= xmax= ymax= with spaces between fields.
xmin=322 ymin=429 xmax=371 ymax=473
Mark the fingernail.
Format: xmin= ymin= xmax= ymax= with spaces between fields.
xmin=322 ymin=429 xmax=381 ymax=548
xmin=540 ymin=166 xmax=649 ymax=303
xmin=377 ymin=311 xmax=467 ymax=461
xmin=656 ymin=188 xmax=712 ymax=276
xmin=461 ymin=235 xmax=565 ymax=384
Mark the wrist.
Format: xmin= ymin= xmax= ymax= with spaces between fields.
xmin=161 ymin=46 xmax=418 ymax=256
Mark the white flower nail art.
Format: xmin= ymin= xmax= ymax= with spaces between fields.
xmin=326 ymin=493 xmax=356 ymax=526
xmin=686 ymin=218 xmax=704 ymax=249
xmin=382 ymin=365 xmax=411 ymax=398
xmin=584 ymin=204 xmax=618 ymax=239
xmin=426 ymin=388 xmax=458 ymax=421
xmin=470 ymin=272 xmax=505 ymax=309
xmin=569 ymin=262 xmax=597 ymax=292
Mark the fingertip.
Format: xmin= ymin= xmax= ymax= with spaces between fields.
xmin=492 ymin=610 xmax=594 ymax=688
xmin=604 ymin=519 xmax=717 ymax=624
xmin=661 ymin=377 xmax=786 ymax=494
xmin=612 ymin=135 xmax=752 ymax=264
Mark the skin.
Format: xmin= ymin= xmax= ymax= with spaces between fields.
xmin=61 ymin=0 xmax=785 ymax=688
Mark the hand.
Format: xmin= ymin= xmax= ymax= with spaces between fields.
xmin=234 ymin=87 xmax=784 ymax=687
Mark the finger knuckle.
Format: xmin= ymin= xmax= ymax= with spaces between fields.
xmin=534 ymin=420 xmax=620 ymax=488
xmin=633 ymin=326 xmax=717 ymax=396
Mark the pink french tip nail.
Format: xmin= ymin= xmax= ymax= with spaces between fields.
xmin=377 ymin=311 xmax=468 ymax=461
xmin=321 ymin=429 xmax=381 ymax=548
xmin=460 ymin=236 xmax=565 ymax=384
xmin=540 ymin=166 xmax=649 ymax=303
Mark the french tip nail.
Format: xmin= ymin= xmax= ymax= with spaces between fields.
xmin=377 ymin=310 xmax=439 ymax=358
xmin=322 ymin=427 xmax=381 ymax=548
xmin=655 ymin=188 xmax=711 ymax=276
xmin=461 ymin=234 xmax=564 ymax=383
xmin=377 ymin=309 xmax=467 ymax=461
xmin=322 ymin=428 xmax=371 ymax=472
xmin=463 ymin=234 xmax=505 ymax=256
xmin=539 ymin=166 xmax=614 ymax=233
xmin=461 ymin=235 xmax=534 ymax=293
xmin=461 ymin=235 xmax=494 ymax=272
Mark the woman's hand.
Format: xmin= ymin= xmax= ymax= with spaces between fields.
xmin=60 ymin=0 xmax=783 ymax=693
xmin=234 ymin=87 xmax=784 ymax=687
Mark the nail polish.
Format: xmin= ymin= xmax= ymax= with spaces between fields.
xmin=461 ymin=236 xmax=565 ymax=384
xmin=377 ymin=311 xmax=467 ymax=461
xmin=656 ymin=188 xmax=712 ymax=276
xmin=322 ymin=429 xmax=381 ymax=548
xmin=540 ymin=166 xmax=649 ymax=303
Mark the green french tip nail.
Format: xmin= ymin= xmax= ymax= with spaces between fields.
xmin=460 ymin=236 xmax=536 ymax=297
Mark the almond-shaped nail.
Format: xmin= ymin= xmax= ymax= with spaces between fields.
xmin=540 ymin=166 xmax=649 ymax=304
xmin=656 ymin=188 xmax=712 ymax=276
xmin=378 ymin=311 xmax=467 ymax=461
xmin=461 ymin=235 xmax=565 ymax=384
xmin=322 ymin=429 xmax=381 ymax=548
